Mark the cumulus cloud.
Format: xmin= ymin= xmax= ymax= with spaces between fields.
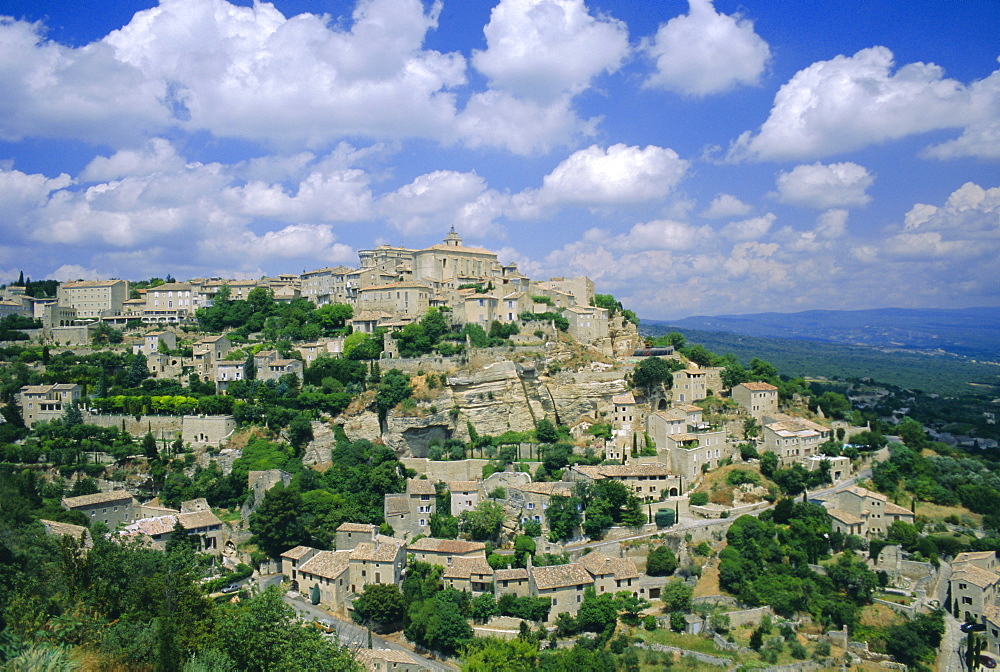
xmin=50 ymin=264 xmax=106 ymax=282
xmin=701 ymin=193 xmax=752 ymax=219
xmin=378 ymin=170 xmax=507 ymax=236
xmin=81 ymin=138 xmax=186 ymax=182
xmin=526 ymin=144 xmax=688 ymax=209
xmin=775 ymin=162 xmax=874 ymax=209
xmin=923 ymin=120 xmax=1000 ymax=160
xmin=643 ymin=0 xmax=771 ymax=96
xmin=721 ymin=213 xmax=775 ymax=242
xmin=472 ymin=0 xmax=629 ymax=103
xmin=455 ymin=91 xmax=597 ymax=155
xmin=729 ymin=47 xmax=1000 ymax=161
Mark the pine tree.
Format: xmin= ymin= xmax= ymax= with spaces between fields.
xmin=244 ymin=353 xmax=257 ymax=381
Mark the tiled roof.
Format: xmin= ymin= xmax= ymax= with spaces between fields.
xmin=337 ymin=522 xmax=378 ymax=533
xmin=407 ymin=538 xmax=486 ymax=555
xmin=952 ymin=563 xmax=1000 ymax=588
xmin=531 ymin=563 xmax=593 ymax=591
xmin=494 ymin=568 xmax=529 ymax=582
xmin=351 ymin=538 xmax=405 ymax=563
xmin=61 ymin=490 xmax=134 ymax=508
xmin=40 ymin=520 xmax=91 ymax=546
xmin=443 ymin=556 xmax=493 ymax=579
xmin=448 ymin=481 xmax=479 ymax=493
xmin=883 ymin=501 xmax=914 ymax=516
xmin=281 ymin=545 xmax=317 ymax=560
xmin=842 ymin=486 xmax=887 ymax=502
xmin=127 ymin=515 xmax=178 ymax=536
xmin=384 ymin=494 xmax=409 ymax=515
xmin=356 ymin=648 xmax=421 ymax=666
xmin=516 ymin=482 xmax=574 ymax=497
xmin=178 ymin=510 xmax=222 ymax=529
xmin=740 ymin=382 xmax=778 ymax=391
xmin=299 ymin=550 xmax=351 ymax=580
xmin=407 ymin=479 xmax=437 ymax=496
xmin=955 ymin=551 xmax=996 ymax=564
xmin=611 ymin=393 xmax=635 ymax=405
xmin=827 ymin=508 xmax=864 ymax=526
xmin=578 ymin=552 xmax=640 ymax=580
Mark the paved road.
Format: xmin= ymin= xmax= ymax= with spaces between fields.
xmin=282 ymin=592 xmax=458 ymax=672
xmin=941 ymin=612 xmax=966 ymax=672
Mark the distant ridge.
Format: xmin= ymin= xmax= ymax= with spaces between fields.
xmin=644 ymin=306 xmax=1000 ymax=361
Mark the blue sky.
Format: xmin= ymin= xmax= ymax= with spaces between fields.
xmin=0 ymin=0 xmax=997 ymax=320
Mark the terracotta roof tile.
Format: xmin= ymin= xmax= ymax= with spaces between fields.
xmin=531 ymin=563 xmax=593 ymax=591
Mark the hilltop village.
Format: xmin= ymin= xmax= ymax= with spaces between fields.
xmin=1 ymin=232 xmax=997 ymax=671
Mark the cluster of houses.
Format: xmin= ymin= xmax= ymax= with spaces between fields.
xmin=282 ymin=521 xmax=666 ymax=627
xmin=1 ymin=229 xmax=627 ymax=352
xmin=45 ymin=490 xmax=226 ymax=554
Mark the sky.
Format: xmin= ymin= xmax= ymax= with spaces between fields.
xmin=0 ymin=0 xmax=998 ymax=321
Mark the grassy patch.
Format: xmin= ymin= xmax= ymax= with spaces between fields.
xmin=693 ymin=557 xmax=723 ymax=598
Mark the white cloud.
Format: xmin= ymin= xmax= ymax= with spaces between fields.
xmin=643 ymin=0 xmax=771 ymax=96
xmin=529 ymin=144 xmax=688 ymax=208
xmin=455 ymin=90 xmax=596 ymax=155
xmin=0 ymin=17 xmax=170 ymax=144
xmin=50 ymin=264 xmax=105 ymax=282
xmin=815 ymin=209 xmax=849 ymax=239
xmin=81 ymin=138 xmax=185 ymax=182
xmin=775 ymin=162 xmax=874 ymax=209
xmin=378 ymin=170 xmax=506 ymax=236
xmin=472 ymin=0 xmax=629 ymax=103
xmin=701 ymin=193 xmax=752 ymax=218
xmin=923 ymin=119 xmax=1000 ymax=160
xmin=721 ymin=213 xmax=775 ymax=242
xmin=729 ymin=47 xmax=1000 ymax=161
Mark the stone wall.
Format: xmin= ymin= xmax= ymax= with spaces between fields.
xmin=181 ymin=415 xmax=236 ymax=445
xmin=83 ymin=412 xmax=183 ymax=438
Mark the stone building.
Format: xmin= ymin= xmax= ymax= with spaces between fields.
xmin=57 ymin=279 xmax=128 ymax=318
xmin=61 ymin=490 xmax=138 ymax=528
xmin=732 ymin=382 xmax=779 ymax=420
xmin=19 ymin=383 xmax=81 ymax=428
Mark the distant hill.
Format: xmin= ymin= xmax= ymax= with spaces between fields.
xmin=647 ymin=307 xmax=1000 ymax=361
xmin=639 ymin=324 xmax=1000 ymax=396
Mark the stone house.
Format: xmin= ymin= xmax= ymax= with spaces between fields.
xmin=383 ymin=479 xmax=436 ymax=540
xmin=732 ymin=381 xmax=779 ymax=420
xmin=672 ymin=368 xmax=707 ymax=403
xmin=118 ymin=510 xmax=224 ymax=553
xmin=661 ymin=427 xmax=730 ymax=480
xmin=762 ymin=414 xmax=832 ymax=466
xmin=567 ymin=463 xmax=683 ymax=501
xmin=564 ymin=305 xmax=609 ymax=344
xmin=442 ymin=556 xmax=494 ymax=595
xmin=578 ymin=552 xmax=641 ymax=596
xmin=499 ymin=291 xmax=532 ymax=323
xmin=406 ymin=538 xmax=486 ymax=567
xmin=355 ymin=648 xmax=427 ymax=672
xmin=529 ymin=563 xmax=594 ymax=621
xmin=214 ymin=361 xmax=244 ymax=392
xmin=193 ymin=335 xmax=232 ymax=382
xmin=143 ymin=282 xmax=195 ymax=323
xmin=461 ymin=290 xmax=500 ymax=326
xmin=348 ymin=536 xmax=407 ymax=594
xmin=281 ymin=545 xmax=320 ymax=584
xmin=951 ymin=552 xmax=1000 ymax=623
xmin=57 ymin=279 xmax=128 ymax=318
xmin=494 ymin=568 xmax=531 ymax=598
xmin=336 ymin=522 xmax=378 ymax=551
xmin=19 ymin=383 xmax=81 ymax=428
xmin=133 ymin=330 xmax=177 ymax=356
xmin=61 ymin=490 xmax=138 ymax=528
xmin=448 ymin=481 xmax=480 ymax=517
xmin=508 ymin=481 xmax=574 ymax=532
xmin=357 ymin=282 xmax=432 ymax=319
xmin=298 ymin=550 xmax=353 ymax=610
xmin=820 ymin=486 xmax=914 ymax=538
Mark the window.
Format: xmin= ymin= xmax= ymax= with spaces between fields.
xmin=419 ymin=519 xmax=426 ymax=526
xmin=962 ymin=596 xmax=973 ymax=605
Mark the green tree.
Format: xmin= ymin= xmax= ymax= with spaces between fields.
xmin=632 ymin=356 xmax=678 ymax=392
xmin=545 ymin=495 xmax=582 ymax=542
xmin=660 ymin=578 xmax=693 ymax=613
xmin=469 ymin=593 xmax=501 ymax=624
xmin=646 ymin=545 xmax=678 ymax=577
xmin=353 ymin=583 xmax=405 ymax=633
xmin=249 ymin=484 xmax=306 ymax=557
xmin=760 ymin=451 xmax=778 ymax=478
xmin=535 ymin=418 xmax=558 ymax=444
xmin=127 ymin=353 xmax=150 ymax=388
xmin=460 ymin=501 xmax=506 ymax=541
xmin=577 ymin=586 xmax=618 ymax=633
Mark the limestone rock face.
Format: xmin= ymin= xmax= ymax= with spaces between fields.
xmin=302 ymin=421 xmax=334 ymax=466
xmin=340 ymin=411 xmax=381 ymax=444
xmin=447 ymin=360 xmax=540 ymax=440
xmin=383 ymin=411 xmax=453 ymax=456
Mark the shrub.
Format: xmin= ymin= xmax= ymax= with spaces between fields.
xmin=643 ymin=615 xmax=657 ymax=631
xmin=689 ymin=492 xmax=709 ymax=506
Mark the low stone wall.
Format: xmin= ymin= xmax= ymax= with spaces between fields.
xmin=83 ymin=412 xmax=183 ymax=437
xmin=872 ymin=598 xmax=917 ymax=618
xmin=634 ymin=642 xmax=730 ymax=667
xmin=724 ymin=606 xmax=775 ymax=629
xmin=402 ymin=457 xmax=490 ymax=482
xmin=690 ymin=500 xmax=770 ymax=519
